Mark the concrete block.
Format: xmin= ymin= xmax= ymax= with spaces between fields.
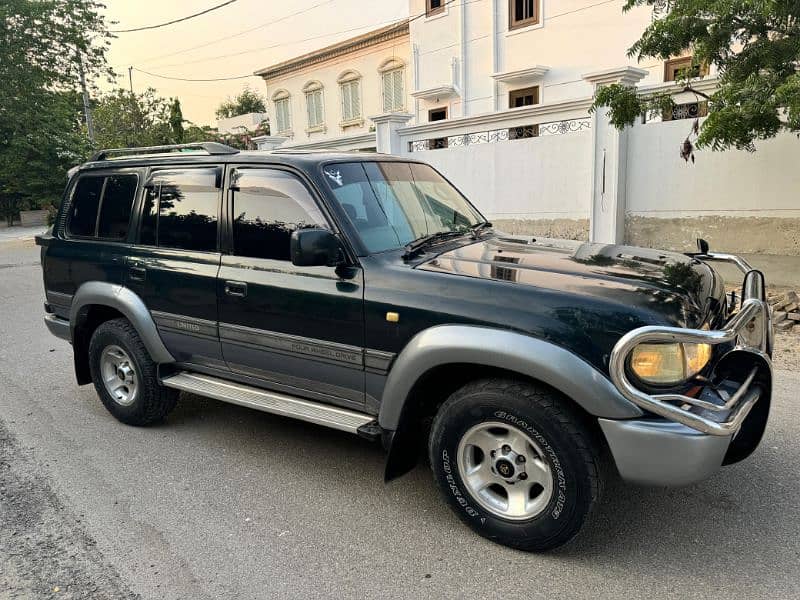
xmin=776 ymin=320 xmax=795 ymax=331
xmin=787 ymin=313 xmax=800 ymax=322
xmin=773 ymin=311 xmax=787 ymax=323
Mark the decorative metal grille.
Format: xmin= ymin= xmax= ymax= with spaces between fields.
xmin=664 ymin=101 xmax=709 ymax=121
xmin=407 ymin=117 xmax=591 ymax=152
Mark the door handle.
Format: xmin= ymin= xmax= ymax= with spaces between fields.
xmin=224 ymin=281 xmax=248 ymax=298
xmin=129 ymin=266 xmax=146 ymax=282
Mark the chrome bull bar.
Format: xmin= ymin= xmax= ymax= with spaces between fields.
xmin=609 ymin=254 xmax=772 ymax=436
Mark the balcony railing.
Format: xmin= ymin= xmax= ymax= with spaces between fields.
xmin=407 ymin=117 xmax=591 ymax=152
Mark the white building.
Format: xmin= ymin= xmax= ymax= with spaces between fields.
xmin=216 ymin=111 xmax=269 ymax=135
xmin=409 ymin=0 xmax=701 ymax=122
xmin=248 ymin=1 xmax=799 ymax=264
xmin=253 ymin=20 xmax=411 ymax=151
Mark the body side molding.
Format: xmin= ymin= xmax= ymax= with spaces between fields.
xmin=378 ymin=325 xmax=643 ymax=431
xmin=70 ymin=281 xmax=175 ymax=364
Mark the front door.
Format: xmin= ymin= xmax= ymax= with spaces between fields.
xmin=126 ymin=165 xmax=224 ymax=368
xmin=217 ymin=166 xmax=365 ymax=410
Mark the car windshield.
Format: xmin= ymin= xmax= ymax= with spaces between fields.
xmin=322 ymin=161 xmax=485 ymax=253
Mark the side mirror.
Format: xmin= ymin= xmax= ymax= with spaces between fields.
xmin=290 ymin=228 xmax=345 ymax=267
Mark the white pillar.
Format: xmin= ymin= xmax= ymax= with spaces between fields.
xmin=251 ymin=135 xmax=287 ymax=151
xmin=370 ymin=113 xmax=414 ymax=155
xmin=582 ymin=67 xmax=647 ymax=245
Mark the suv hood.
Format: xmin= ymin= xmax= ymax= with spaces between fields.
xmin=416 ymin=235 xmax=724 ymax=329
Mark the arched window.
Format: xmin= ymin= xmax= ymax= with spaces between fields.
xmin=271 ymin=89 xmax=291 ymax=134
xmin=337 ymin=70 xmax=362 ymax=123
xmin=302 ymin=81 xmax=325 ymax=129
xmin=378 ymin=58 xmax=405 ymax=113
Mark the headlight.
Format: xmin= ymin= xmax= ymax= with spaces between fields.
xmin=630 ymin=342 xmax=712 ymax=385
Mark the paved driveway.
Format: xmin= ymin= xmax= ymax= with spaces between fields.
xmin=1 ymin=240 xmax=798 ymax=599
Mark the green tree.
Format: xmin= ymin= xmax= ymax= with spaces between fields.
xmin=0 ymin=0 xmax=111 ymax=224
xmin=92 ymin=88 xmax=179 ymax=149
xmin=169 ymin=98 xmax=185 ymax=143
xmin=591 ymin=0 xmax=800 ymax=157
xmin=215 ymin=87 xmax=267 ymax=119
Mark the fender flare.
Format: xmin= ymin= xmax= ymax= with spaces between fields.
xmin=379 ymin=325 xmax=642 ymax=432
xmin=70 ymin=281 xmax=174 ymax=364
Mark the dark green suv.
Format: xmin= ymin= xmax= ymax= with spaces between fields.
xmin=38 ymin=143 xmax=773 ymax=551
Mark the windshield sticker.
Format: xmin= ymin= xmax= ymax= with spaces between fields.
xmin=324 ymin=168 xmax=343 ymax=187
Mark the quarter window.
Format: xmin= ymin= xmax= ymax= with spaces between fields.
xmin=67 ymin=174 xmax=137 ymax=240
xmin=426 ymin=0 xmax=445 ymax=16
xmin=139 ymin=168 xmax=220 ymax=252
xmin=67 ymin=176 xmax=104 ymax=237
xmin=231 ymin=169 xmax=327 ymax=261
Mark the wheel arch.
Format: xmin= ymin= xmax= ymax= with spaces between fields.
xmin=379 ymin=325 xmax=640 ymax=481
xmin=70 ymin=282 xmax=174 ymax=385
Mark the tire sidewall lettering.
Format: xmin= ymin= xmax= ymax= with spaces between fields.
xmin=441 ymin=449 xmax=483 ymax=522
xmin=493 ymin=410 xmax=567 ymax=520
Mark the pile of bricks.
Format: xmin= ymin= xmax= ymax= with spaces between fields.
xmin=769 ymin=291 xmax=800 ymax=332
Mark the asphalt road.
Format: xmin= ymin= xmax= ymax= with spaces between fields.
xmin=1 ymin=240 xmax=799 ymax=599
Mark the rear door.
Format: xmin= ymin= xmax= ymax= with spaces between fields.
xmin=125 ymin=166 xmax=224 ymax=368
xmin=217 ymin=166 xmax=365 ymax=410
xmin=44 ymin=169 xmax=141 ymax=317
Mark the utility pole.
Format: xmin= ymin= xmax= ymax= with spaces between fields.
xmin=128 ymin=66 xmax=137 ymax=141
xmin=78 ymin=58 xmax=95 ymax=144
xmin=128 ymin=66 xmax=134 ymax=95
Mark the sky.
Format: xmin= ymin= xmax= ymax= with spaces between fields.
xmin=101 ymin=0 xmax=409 ymax=126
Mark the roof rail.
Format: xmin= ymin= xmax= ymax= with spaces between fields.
xmin=89 ymin=142 xmax=239 ymax=162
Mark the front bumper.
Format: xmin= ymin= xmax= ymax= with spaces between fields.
xmin=604 ymin=253 xmax=772 ymax=485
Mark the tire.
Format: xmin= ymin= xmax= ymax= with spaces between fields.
xmin=428 ymin=378 xmax=603 ymax=552
xmin=88 ymin=318 xmax=178 ymax=426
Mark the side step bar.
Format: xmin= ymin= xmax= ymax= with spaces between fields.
xmin=162 ymin=372 xmax=378 ymax=438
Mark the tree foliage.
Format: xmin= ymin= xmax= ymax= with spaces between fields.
xmin=92 ymin=88 xmax=187 ymax=149
xmin=0 ymin=0 xmax=112 ymax=223
xmin=591 ymin=0 xmax=800 ymax=153
xmin=215 ymin=87 xmax=267 ymax=119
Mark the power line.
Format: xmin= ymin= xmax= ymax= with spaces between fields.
xmin=143 ymin=0 xmax=482 ymax=72
xmin=132 ymin=67 xmax=255 ymax=82
xmin=135 ymin=0 xmax=335 ymax=66
xmin=110 ymin=0 xmax=238 ymax=33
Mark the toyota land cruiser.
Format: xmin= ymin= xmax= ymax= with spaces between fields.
xmin=37 ymin=143 xmax=773 ymax=551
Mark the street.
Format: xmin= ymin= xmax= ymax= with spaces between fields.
xmin=1 ymin=239 xmax=799 ymax=600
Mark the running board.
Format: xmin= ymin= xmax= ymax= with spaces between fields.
xmin=162 ymin=372 xmax=377 ymax=436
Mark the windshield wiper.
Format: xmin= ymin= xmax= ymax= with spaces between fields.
xmin=402 ymin=230 xmax=467 ymax=259
xmin=470 ymin=220 xmax=493 ymax=239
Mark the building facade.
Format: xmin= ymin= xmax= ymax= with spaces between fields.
xmin=254 ymin=21 xmax=411 ymax=151
xmin=408 ymin=0 xmax=700 ymax=124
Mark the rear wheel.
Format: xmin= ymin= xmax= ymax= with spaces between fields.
xmin=428 ymin=378 xmax=603 ymax=552
xmin=88 ymin=318 xmax=178 ymax=426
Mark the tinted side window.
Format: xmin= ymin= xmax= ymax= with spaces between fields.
xmin=140 ymin=168 xmax=220 ymax=252
xmin=97 ymin=175 xmax=137 ymax=240
xmin=232 ymin=169 xmax=327 ymax=261
xmin=67 ymin=176 xmax=104 ymax=237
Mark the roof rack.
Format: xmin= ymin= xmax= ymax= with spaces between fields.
xmin=89 ymin=142 xmax=239 ymax=162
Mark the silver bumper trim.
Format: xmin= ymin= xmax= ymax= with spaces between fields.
xmin=599 ymin=418 xmax=731 ymax=486
xmin=609 ymin=260 xmax=771 ymax=436
xmin=44 ymin=314 xmax=71 ymax=342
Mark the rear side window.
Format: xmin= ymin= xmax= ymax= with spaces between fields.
xmin=231 ymin=168 xmax=327 ymax=261
xmin=66 ymin=174 xmax=137 ymax=240
xmin=140 ymin=168 xmax=220 ymax=252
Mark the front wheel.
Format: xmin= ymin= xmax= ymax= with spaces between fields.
xmin=428 ymin=378 xmax=603 ymax=552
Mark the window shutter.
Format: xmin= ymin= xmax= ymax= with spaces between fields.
xmin=341 ymin=83 xmax=351 ymax=121
xmin=351 ymin=81 xmax=361 ymax=118
xmin=382 ymin=72 xmax=393 ymax=113
xmin=392 ymin=69 xmax=404 ymax=111
xmin=315 ymin=91 xmax=324 ymax=126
